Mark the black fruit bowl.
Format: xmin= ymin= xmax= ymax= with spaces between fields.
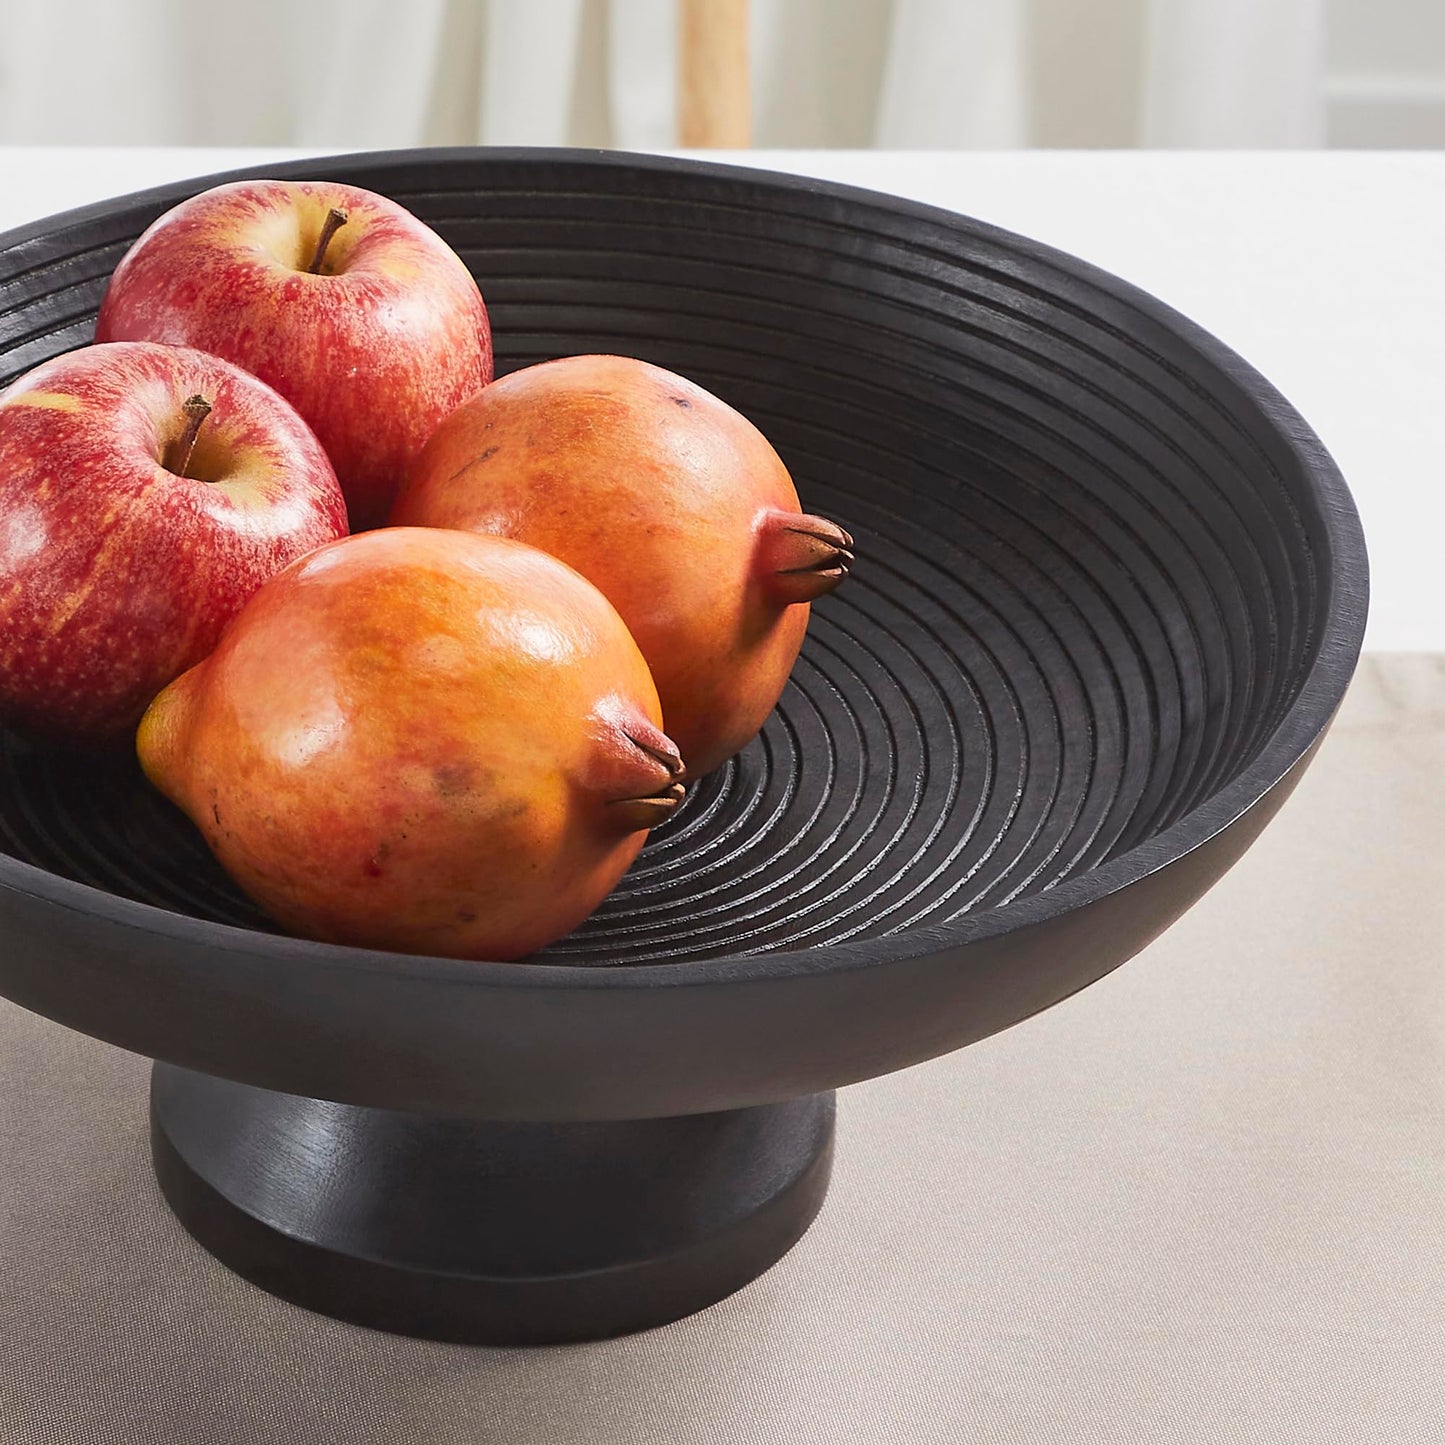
xmin=0 ymin=150 xmax=1366 ymax=1346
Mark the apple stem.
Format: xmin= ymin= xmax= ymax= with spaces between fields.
xmin=170 ymin=394 xmax=212 ymax=480
xmin=308 ymin=207 xmax=349 ymax=274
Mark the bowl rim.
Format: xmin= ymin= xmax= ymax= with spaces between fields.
xmin=0 ymin=145 xmax=1369 ymax=991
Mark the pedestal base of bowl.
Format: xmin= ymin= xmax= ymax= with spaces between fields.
xmin=149 ymin=1063 xmax=834 ymax=1345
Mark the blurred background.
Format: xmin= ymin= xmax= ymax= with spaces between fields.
xmin=0 ymin=0 xmax=1439 ymax=152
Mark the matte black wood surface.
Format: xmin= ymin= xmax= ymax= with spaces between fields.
xmin=0 ymin=150 xmax=1366 ymax=1122
xmin=152 ymin=1064 xmax=834 ymax=1344
xmin=0 ymin=149 xmax=1367 ymax=1345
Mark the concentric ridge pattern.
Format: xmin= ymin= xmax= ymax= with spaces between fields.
xmin=0 ymin=157 xmax=1327 ymax=965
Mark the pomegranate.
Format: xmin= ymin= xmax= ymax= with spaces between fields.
xmin=390 ymin=354 xmax=852 ymax=777
xmin=137 ymin=527 xmax=684 ymax=961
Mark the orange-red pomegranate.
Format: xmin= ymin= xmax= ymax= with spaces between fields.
xmin=137 ymin=528 xmax=684 ymax=961
xmin=390 ymin=354 xmax=852 ymax=777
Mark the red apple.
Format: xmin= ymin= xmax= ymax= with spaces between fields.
xmin=95 ymin=179 xmax=492 ymax=530
xmin=0 ymin=340 xmax=348 ymax=744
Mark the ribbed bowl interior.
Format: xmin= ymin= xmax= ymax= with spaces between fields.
xmin=0 ymin=154 xmax=1330 ymax=964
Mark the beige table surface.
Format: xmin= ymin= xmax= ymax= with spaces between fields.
xmin=2 ymin=652 xmax=1442 ymax=1445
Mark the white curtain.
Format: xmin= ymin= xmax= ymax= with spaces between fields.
xmin=1141 ymin=0 xmax=1325 ymax=145
xmin=0 ymin=0 xmax=1326 ymax=149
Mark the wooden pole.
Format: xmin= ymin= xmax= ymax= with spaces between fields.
xmin=677 ymin=0 xmax=751 ymax=148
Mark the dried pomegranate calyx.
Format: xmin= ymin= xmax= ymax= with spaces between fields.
xmin=760 ymin=511 xmax=855 ymax=602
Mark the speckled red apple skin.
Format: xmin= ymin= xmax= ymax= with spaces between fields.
xmin=0 ymin=341 xmax=348 ymax=743
xmin=138 ymin=528 xmax=682 ymax=962
xmin=95 ymin=179 xmax=492 ymax=529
